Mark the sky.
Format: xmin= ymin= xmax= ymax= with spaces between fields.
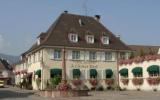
xmin=0 ymin=0 xmax=160 ymax=56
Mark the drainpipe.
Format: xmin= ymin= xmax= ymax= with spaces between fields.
xmin=62 ymin=48 xmax=66 ymax=83
xmin=116 ymin=51 xmax=120 ymax=89
xmin=41 ymin=49 xmax=44 ymax=90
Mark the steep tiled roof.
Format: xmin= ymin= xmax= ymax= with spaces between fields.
xmin=25 ymin=13 xmax=131 ymax=54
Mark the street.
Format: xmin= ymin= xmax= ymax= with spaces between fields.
xmin=1 ymin=86 xmax=160 ymax=100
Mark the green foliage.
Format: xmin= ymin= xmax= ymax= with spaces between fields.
xmin=50 ymin=76 xmax=61 ymax=89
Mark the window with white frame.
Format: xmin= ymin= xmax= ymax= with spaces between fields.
xmin=119 ymin=52 xmax=126 ymax=60
xmin=54 ymin=50 xmax=61 ymax=59
xmin=89 ymin=51 xmax=97 ymax=60
xmin=101 ymin=36 xmax=109 ymax=45
xmin=105 ymin=52 xmax=112 ymax=61
xmin=69 ymin=33 xmax=78 ymax=43
xmin=86 ymin=35 xmax=94 ymax=44
xmin=72 ymin=51 xmax=80 ymax=60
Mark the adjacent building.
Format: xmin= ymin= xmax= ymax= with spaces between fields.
xmin=119 ymin=45 xmax=160 ymax=91
xmin=14 ymin=12 xmax=132 ymax=90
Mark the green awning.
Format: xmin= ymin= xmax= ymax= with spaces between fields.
xmin=50 ymin=69 xmax=62 ymax=77
xmin=35 ymin=69 xmax=41 ymax=77
xmin=119 ymin=68 xmax=128 ymax=76
xmin=132 ymin=67 xmax=143 ymax=75
xmin=106 ymin=69 xmax=113 ymax=78
xmin=90 ymin=69 xmax=97 ymax=78
xmin=73 ymin=69 xmax=81 ymax=76
xmin=147 ymin=65 xmax=160 ymax=73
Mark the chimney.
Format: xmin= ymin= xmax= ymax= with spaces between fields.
xmin=116 ymin=35 xmax=121 ymax=40
xmin=94 ymin=15 xmax=101 ymax=21
xmin=64 ymin=10 xmax=68 ymax=14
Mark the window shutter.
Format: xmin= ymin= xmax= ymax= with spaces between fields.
xmin=97 ymin=52 xmax=101 ymax=61
xmin=85 ymin=51 xmax=89 ymax=61
xmin=67 ymin=50 xmax=72 ymax=60
xmin=86 ymin=70 xmax=90 ymax=79
xmin=97 ymin=70 xmax=102 ymax=79
xmin=112 ymin=52 xmax=116 ymax=61
xmin=101 ymin=52 xmax=105 ymax=61
xmin=80 ymin=51 xmax=85 ymax=60
xmin=48 ymin=49 xmax=54 ymax=59
xmin=70 ymin=69 xmax=73 ymax=80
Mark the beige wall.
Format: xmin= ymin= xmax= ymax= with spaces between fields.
xmin=15 ymin=47 xmax=130 ymax=90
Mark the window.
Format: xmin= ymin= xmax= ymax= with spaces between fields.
xmin=69 ymin=33 xmax=78 ymax=43
xmin=101 ymin=36 xmax=109 ymax=45
xmin=72 ymin=51 xmax=80 ymax=60
xmin=89 ymin=51 xmax=97 ymax=61
xmin=54 ymin=50 xmax=61 ymax=59
xmin=119 ymin=52 xmax=126 ymax=60
xmin=86 ymin=35 xmax=94 ymax=44
xmin=105 ymin=52 xmax=112 ymax=61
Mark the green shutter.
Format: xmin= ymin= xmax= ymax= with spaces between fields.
xmin=147 ymin=65 xmax=160 ymax=73
xmin=90 ymin=69 xmax=97 ymax=78
xmin=35 ymin=69 xmax=41 ymax=78
xmin=73 ymin=69 xmax=81 ymax=77
xmin=50 ymin=68 xmax=62 ymax=77
xmin=119 ymin=68 xmax=128 ymax=76
xmin=132 ymin=67 xmax=143 ymax=75
xmin=105 ymin=69 xmax=113 ymax=78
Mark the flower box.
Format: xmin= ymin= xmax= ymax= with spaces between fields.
xmin=121 ymin=78 xmax=129 ymax=85
xmin=89 ymin=79 xmax=98 ymax=86
xmin=132 ymin=78 xmax=143 ymax=86
xmin=147 ymin=77 xmax=160 ymax=85
xmin=105 ymin=79 xmax=114 ymax=86
xmin=72 ymin=79 xmax=82 ymax=86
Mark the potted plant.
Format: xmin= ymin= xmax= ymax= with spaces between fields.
xmin=105 ymin=78 xmax=114 ymax=86
xmin=89 ymin=79 xmax=98 ymax=87
xmin=147 ymin=77 xmax=160 ymax=85
xmin=132 ymin=78 xmax=143 ymax=86
xmin=121 ymin=78 xmax=129 ymax=85
xmin=72 ymin=79 xmax=82 ymax=86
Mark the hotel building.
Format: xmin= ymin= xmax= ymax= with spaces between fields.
xmin=14 ymin=12 xmax=132 ymax=90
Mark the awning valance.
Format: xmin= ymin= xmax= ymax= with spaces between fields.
xmin=90 ymin=69 xmax=97 ymax=78
xmin=132 ymin=67 xmax=143 ymax=75
xmin=105 ymin=69 xmax=113 ymax=78
xmin=119 ymin=68 xmax=128 ymax=76
xmin=147 ymin=65 xmax=160 ymax=73
xmin=50 ymin=69 xmax=62 ymax=77
xmin=35 ymin=69 xmax=41 ymax=77
xmin=73 ymin=69 xmax=81 ymax=76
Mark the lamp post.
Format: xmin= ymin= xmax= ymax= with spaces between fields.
xmin=62 ymin=48 xmax=67 ymax=83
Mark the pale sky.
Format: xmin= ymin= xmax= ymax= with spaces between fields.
xmin=0 ymin=0 xmax=160 ymax=56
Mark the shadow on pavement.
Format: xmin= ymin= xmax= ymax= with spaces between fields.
xmin=0 ymin=89 xmax=34 ymax=99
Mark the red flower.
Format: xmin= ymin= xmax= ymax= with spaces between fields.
xmin=105 ymin=79 xmax=114 ymax=86
xmin=121 ymin=79 xmax=129 ymax=85
xmin=147 ymin=77 xmax=160 ymax=85
xmin=90 ymin=79 xmax=98 ymax=86
xmin=72 ymin=79 xmax=82 ymax=86
xmin=58 ymin=83 xmax=69 ymax=91
xmin=132 ymin=78 xmax=143 ymax=86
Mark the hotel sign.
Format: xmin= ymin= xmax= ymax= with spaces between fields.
xmin=71 ymin=64 xmax=98 ymax=69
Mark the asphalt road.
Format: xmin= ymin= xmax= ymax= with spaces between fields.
xmin=1 ymin=86 xmax=160 ymax=100
xmin=0 ymin=86 xmax=50 ymax=100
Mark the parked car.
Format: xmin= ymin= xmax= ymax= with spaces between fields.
xmin=0 ymin=80 xmax=4 ymax=87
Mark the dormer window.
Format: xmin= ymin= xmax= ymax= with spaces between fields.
xmin=69 ymin=33 xmax=78 ymax=43
xmin=86 ymin=35 xmax=94 ymax=44
xmin=101 ymin=36 xmax=109 ymax=45
xmin=37 ymin=38 xmax=40 ymax=45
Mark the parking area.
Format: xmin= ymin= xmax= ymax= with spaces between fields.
xmin=0 ymin=86 xmax=160 ymax=100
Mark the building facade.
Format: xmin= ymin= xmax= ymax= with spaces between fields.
xmin=14 ymin=12 xmax=132 ymax=90
xmin=119 ymin=54 xmax=160 ymax=91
